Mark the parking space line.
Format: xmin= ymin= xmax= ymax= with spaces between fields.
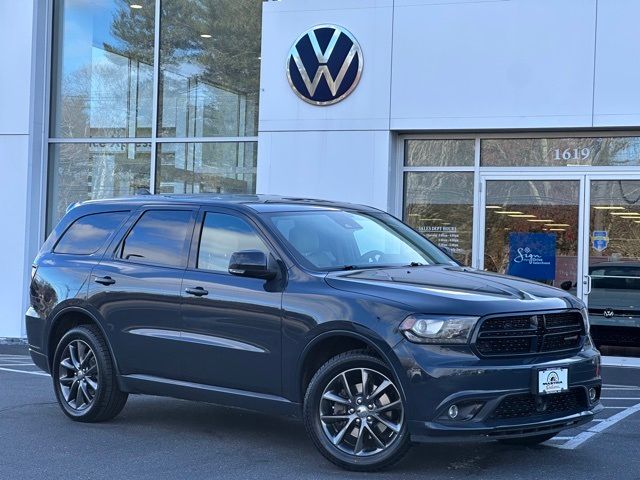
xmin=0 ymin=363 xmax=34 ymax=367
xmin=601 ymin=397 xmax=640 ymax=400
xmin=602 ymin=406 xmax=627 ymax=409
xmin=557 ymin=403 xmax=640 ymax=450
xmin=0 ymin=367 xmax=49 ymax=377
xmin=603 ymin=384 xmax=640 ymax=390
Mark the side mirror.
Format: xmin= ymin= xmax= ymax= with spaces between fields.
xmin=228 ymin=250 xmax=276 ymax=280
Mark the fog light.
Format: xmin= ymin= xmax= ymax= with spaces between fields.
xmin=448 ymin=404 xmax=459 ymax=419
xmin=588 ymin=387 xmax=597 ymax=402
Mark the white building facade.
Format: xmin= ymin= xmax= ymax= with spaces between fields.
xmin=2 ymin=0 xmax=640 ymax=339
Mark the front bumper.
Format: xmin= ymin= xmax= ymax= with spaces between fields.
xmin=393 ymin=340 xmax=602 ymax=442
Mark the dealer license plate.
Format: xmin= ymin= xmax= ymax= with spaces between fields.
xmin=537 ymin=368 xmax=569 ymax=395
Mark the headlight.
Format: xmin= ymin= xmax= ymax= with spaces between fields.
xmin=399 ymin=314 xmax=479 ymax=344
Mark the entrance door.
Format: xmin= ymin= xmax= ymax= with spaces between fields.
xmin=480 ymin=176 xmax=584 ymax=299
xmin=583 ymin=178 xmax=640 ymax=346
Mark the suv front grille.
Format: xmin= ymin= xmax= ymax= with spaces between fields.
xmin=475 ymin=311 xmax=584 ymax=357
xmin=490 ymin=389 xmax=586 ymax=420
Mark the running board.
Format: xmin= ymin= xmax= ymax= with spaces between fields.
xmin=120 ymin=374 xmax=301 ymax=417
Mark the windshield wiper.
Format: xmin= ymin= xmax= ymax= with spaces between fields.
xmin=337 ymin=264 xmax=393 ymax=271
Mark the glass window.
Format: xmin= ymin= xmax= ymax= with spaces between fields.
xmin=156 ymin=142 xmax=256 ymax=194
xmin=403 ymin=172 xmax=474 ymax=265
xmin=47 ymin=143 xmax=151 ymax=232
xmin=54 ymin=211 xmax=130 ymax=255
xmin=50 ymin=0 xmax=155 ymax=138
xmin=588 ymin=181 xmax=640 ymax=318
xmin=483 ymin=180 xmax=580 ymax=290
xmin=158 ymin=0 xmax=262 ymax=137
xmin=121 ymin=210 xmax=193 ymax=267
xmin=405 ymin=139 xmax=475 ymax=167
xmin=198 ymin=213 xmax=268 ymax=272
xmin=481 ymin=137 xmax=640 ymax=167
xmin=265 ymin=210 xmax=454 ymax=271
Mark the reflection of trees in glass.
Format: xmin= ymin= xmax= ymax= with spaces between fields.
xmin=153 ymin=0 xmax=262 ymax=137
xmin=157 ymin=142 xmax=256 ymax=194
xmin=53 ymin=0 xmax=154 ymax=138
xmin=405 ymin=140 xmax=475 ymax=167
xmin=48 ymin=144 xmax=150 ymax=230
xmin=482 ymin=137 xmax=640 ymax=167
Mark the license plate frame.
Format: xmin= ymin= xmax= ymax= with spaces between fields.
xmin=535 ymin=367 xmax=569 ymax=395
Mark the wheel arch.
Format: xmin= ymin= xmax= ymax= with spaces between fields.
xmin=47 ymin=306 xmax=119 ymax=375
xmin=297 ymin=329 xmax=406 ymax=404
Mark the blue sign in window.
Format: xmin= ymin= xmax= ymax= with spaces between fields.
xmin=508 ymin=232 xmax=557 ymax=281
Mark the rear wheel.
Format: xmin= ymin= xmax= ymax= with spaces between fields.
xmin=498 ymin=432 xmax=557 ymax=446
xmin=303 ymin=350 xmax=411 ymax=471
xmin=52 ymin=325 xmax=128 ymax=422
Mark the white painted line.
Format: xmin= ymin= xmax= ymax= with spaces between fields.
xmin=602 ymin=356 xmax=640 ymax=368
xmin=0 ymin=367 xmax=49 ymax=377
xmin=547 ymin=436 xmax=573 ymax=441
xmin=603 ymin=384 xmax=640 ymax=389
xmin=558 ymin=403 xmax=640 ymax=449
xmin=601 ymin=397 xmax=640 ymax=400
xmin=603 ymin=406 xmax=627 ymax=410
xmin=592 ymin=419 xmax=605 ymax=422
xmin=0 ymin=363 xmax=34 ymax=367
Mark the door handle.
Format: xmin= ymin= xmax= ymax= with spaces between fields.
xmin=583 ymin=275 xmax=592 ymax=295
xmin=185 ymin=286 xmax=209 ymax=297
xmin=94 ymin=275 xmax=116 ymax=286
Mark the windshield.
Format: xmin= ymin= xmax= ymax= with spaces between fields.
xmin=262 ymin=209 xmax=456 ymax=271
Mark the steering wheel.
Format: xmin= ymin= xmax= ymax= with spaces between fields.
xmin=359 ymin=250 xmax=386 ymax=264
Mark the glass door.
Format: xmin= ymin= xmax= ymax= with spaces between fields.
xmin=480 ymin=176 xmax=584 ymax=298
xmin=584 ymin=178 xmax=640 ymax=347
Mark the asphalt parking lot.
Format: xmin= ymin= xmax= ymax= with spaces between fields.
xmin=1 ymin=348 xmax=639 ymax=480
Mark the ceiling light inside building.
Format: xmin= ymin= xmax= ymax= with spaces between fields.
xmin=545 ymin=223 xmax=570 ymax=227
xmin=610 ymin=211 xmax=638 ymax=216
xmin=549 ymin=228 xmax=566 ymax=231
xmin=200 ymin=34 xmax=212 ymax=38
xmin=485 ymin=205 xmax=502 ymax=209
xmin=495 ymin=211 xmax=523 ymax=215
xmin=594 ymin=206 xmax=625 ymax=210
xmin=527 ymin=219 xmax=554 ymax=222
xmin=130 ymin=3 xmax=143 ymax=8
xmin=508 ymin=214 xmax=536 ymax=218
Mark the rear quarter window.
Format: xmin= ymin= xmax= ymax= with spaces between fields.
xmin=54 ymin=211 xmax=130 ymax=255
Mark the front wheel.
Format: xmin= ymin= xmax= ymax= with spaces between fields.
xmin=52 ymin=325 xmax=128 ymax=422
xmin=303 ymin=350 xmax=411 ymax=471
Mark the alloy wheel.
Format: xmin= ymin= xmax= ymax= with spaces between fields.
xmin=58 ymin=339 xmax=99 ymax=411
xmin=319 ymin=368 xmax=404 ymax=457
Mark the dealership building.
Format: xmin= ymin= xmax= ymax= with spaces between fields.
xmin=1 ymin=0 xmax=640 ymax=341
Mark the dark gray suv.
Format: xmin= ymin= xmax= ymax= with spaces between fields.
xmin=26 ymin=195 xmax=602 ymax=471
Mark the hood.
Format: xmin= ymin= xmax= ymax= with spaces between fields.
xmin=325 ymin=265 xmax=580 ymax=316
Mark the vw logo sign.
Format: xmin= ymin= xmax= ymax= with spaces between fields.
xmin=287 ymin=24 xmax=363 ymax=106
xmin=603 ymin=309 xmax=615 ymax=318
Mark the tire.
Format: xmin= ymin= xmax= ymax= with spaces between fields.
xmin=498 ymin=432 xmax=557 ymax=446
xmin=303 ymin=350 xmax=411 ymax=471
xmin=52 ymin=324 xmax=128 ymax=422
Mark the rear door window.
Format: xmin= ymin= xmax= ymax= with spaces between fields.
xmin=54 ymin=211 xmax=130 ymax=255
xmin=121 ymin=210 xmax=194 ymax=268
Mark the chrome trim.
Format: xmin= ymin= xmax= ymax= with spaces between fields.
xmin=127 ymin=328 xmax=266 ymax=353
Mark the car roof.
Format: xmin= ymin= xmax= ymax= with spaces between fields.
xmin=78 ymin=194 xmax=381 ymax=214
